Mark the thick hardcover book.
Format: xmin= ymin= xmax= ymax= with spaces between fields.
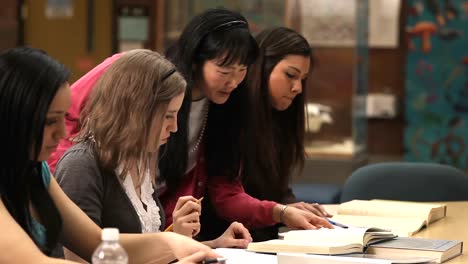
xmin=332 ymin=200 xmax=447 ymax=236
xmin=367 ymin=237 xmax=463 ymax=263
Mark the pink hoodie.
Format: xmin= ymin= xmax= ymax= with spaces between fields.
xmin=48 ymin=53 xmax=123 ymax=172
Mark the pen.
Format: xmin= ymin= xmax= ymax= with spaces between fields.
xmin=327 ymin=218 xmax=348 ymax=228
xmin=202 ymin=257 xmax=227 ymax=264
xmin=164 ymin=197 xmax=204 ymax=232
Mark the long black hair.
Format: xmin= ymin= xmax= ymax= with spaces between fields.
xmin=243 ymin=27 xmax=312 ymax=202
xmin=161 ymin=8 xmax=258 ymax=189
xmin=0 ymin=47 xmax=68 ymax=254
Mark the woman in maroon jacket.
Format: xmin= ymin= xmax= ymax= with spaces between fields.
xmin=159 ymin=8 xmax=332 ymax=238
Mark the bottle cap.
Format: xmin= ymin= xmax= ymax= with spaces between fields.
xmin=102 ymin=228 xmax=119 ymax=241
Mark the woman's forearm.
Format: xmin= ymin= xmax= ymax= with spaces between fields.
xmin=120 ymin=232 xmax=176 ymax=264
xmin=120 ymin=231 xmax=216 ymax=264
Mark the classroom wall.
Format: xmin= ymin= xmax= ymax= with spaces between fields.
xmin=307 ymin=7 xmax=407 ymax=159
xmin=0 ymin=0 xmax=19 ymax=51
xmin=367 ymin=11 xmax=407 ymax=158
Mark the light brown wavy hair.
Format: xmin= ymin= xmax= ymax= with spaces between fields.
xmin=78 ymin=49 xmax=186 ymax=183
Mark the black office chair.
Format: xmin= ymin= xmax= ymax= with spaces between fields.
xmin=340 ymin=162 xmax=468 ymax=203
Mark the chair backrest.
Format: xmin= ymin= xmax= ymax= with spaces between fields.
xmin=340 ymin=162 xmax=468 ymax=203
xmin=291 ymin=183 xmax=341 ymax=204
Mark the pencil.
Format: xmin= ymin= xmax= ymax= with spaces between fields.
xmin=164 ymin=197 xmax=204 ymax=232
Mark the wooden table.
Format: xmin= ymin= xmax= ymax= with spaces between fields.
xmin=325 ymin=201 xmax=468 ymax=264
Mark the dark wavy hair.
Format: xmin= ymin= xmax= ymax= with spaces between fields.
xmin=0 ymin=47 xmax=68 ymax=254
xmin=243 ymin=27 xmax=312 ymax=202
xmin=161 ymin=8 xmax=258 ymax=189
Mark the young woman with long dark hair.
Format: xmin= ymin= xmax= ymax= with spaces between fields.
xmin=242 ymin=27 xmax=333 ymax=240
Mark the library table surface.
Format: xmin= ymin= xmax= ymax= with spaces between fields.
xmin=324 ymin=201 xmax=468 ymax=264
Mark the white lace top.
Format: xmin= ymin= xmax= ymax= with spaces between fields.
xmin=120 ymin=169 xmax=161 ymax=233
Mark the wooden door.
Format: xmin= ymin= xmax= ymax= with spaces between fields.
xmin=23 ymin=0 xmax=112 ymax=81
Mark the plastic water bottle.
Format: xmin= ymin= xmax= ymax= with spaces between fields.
xmin=92 ymin=228 xmax=128 ymax=264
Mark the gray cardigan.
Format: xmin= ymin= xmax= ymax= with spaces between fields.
xmin=55 ymin=142 xmax=166 ymax=233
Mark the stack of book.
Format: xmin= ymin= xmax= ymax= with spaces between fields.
xmin=247 ymin=200 xmax=462 ymax=263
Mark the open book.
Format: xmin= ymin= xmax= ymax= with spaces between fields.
xmin=247 ymin=227 xmax=395 ymax=255
xmin=332 ymin=200 xmax=447 ymax=236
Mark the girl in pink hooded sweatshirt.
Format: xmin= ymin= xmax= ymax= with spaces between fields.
xmin=48 ymin=53 xmax=122 ymax=172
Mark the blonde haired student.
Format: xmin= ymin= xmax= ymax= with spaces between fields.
xmin=54 ymin=49 xmax=251 ymax=262
xmin=0 ymin=47 xmax=219 ymax=264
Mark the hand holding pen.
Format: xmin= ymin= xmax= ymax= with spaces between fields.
xmin=279 ymin=205 xmax=334 ymax=229
xmin=286 ymin=201 xmax=348 ymax=229
xmin=167 ymin=196 xmax=204 ymax=237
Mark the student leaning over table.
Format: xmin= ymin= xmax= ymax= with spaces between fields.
xmin=158 ymin=8 xmax=333 ymax=238
xmin=54 ymin=49 xmax=252 ymax=260
xmin=199 ymin=27 xmax=334 ymax=241
xmin=0 ymin=47 xmax=220 ymax=264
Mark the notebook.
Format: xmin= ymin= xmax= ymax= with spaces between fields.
xmin=247 ymin=227 xmax=395 ymax=255
xmin=331 ymin=200 xmax=447 ymax=236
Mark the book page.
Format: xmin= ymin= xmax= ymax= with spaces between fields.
xmin=332 ymin=215 xmax=426 ymax=237
xmin=338 ymin=200 xmax=445 ymax=223
xmin=284 ymin=228 xmax=370 ymax=245
xmin=247 ymin=239 xmax=362 ymax=255
xmin=371 ymin=200 xmax=446 ymax=223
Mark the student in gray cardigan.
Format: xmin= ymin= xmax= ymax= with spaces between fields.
xmin=55 ymin=50 xmax=253 ymax=261
xmin=56 ymin=141 xmax=166 ymax=233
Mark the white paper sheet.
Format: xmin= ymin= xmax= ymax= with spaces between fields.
xmin=214 ymin=248 xmax=277 ymax=264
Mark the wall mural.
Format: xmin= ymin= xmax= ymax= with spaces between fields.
xmin=405 ymin=0 xmax=468 ymax=169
